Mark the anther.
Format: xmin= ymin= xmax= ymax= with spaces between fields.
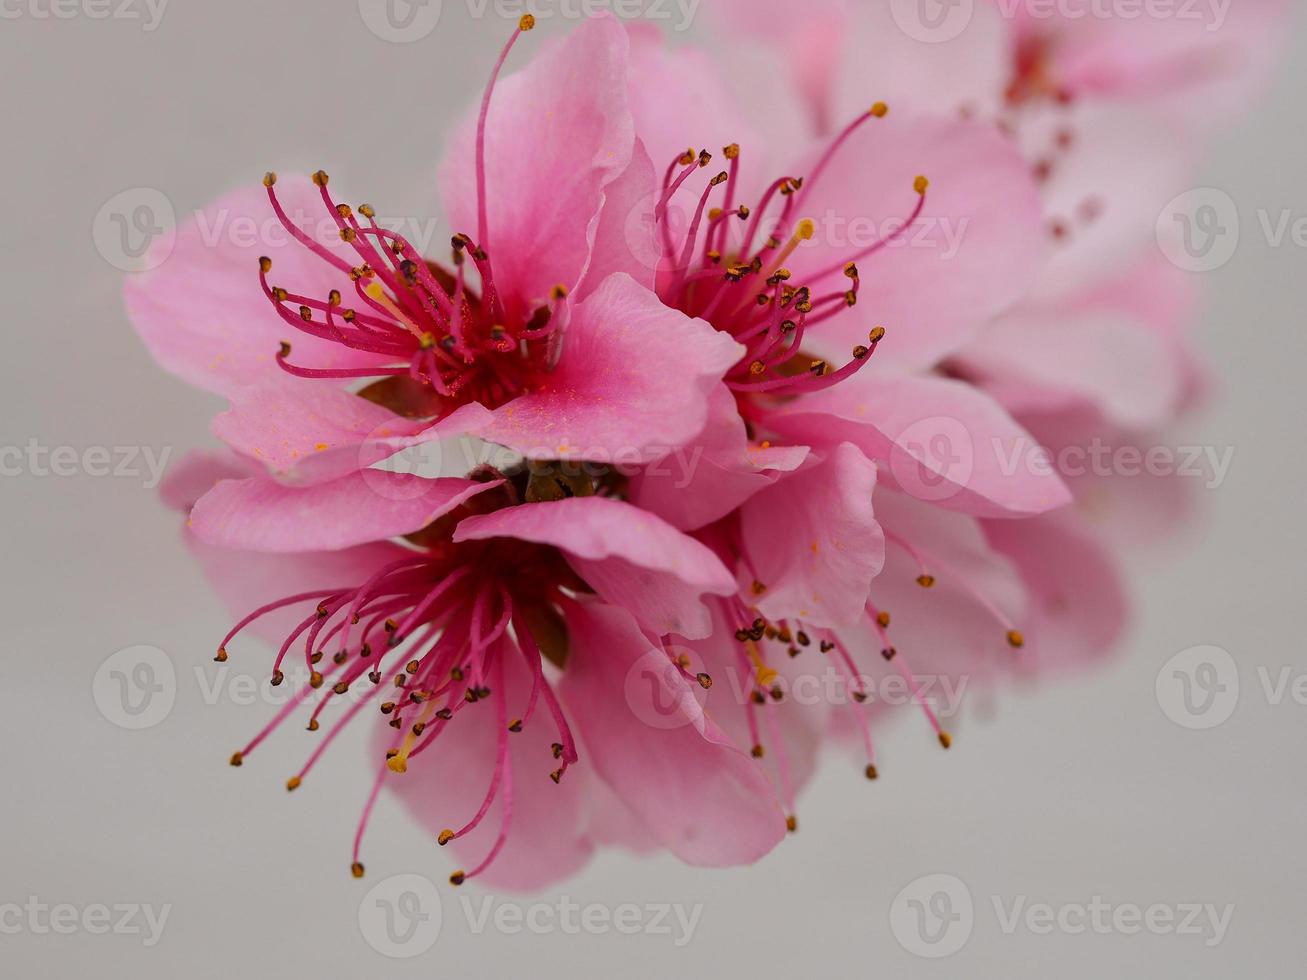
xmin=938 ymin=732 xmax=953 ymax=750
xmin=270 ymin=670 xmax=285 ymax=687
xmin=351 ymin=862 xmax=365 ymax=879
xmin=917 ymin=574 xmax=936 ymax=588
xmin=262 ymin=171 xmax=277 ymax=187
xmin=751 ymin=744 xmax=765 ymax=759
xmin=311 ymin=170 xmax=329 ymax=187
xmin=1007 ymin=630 xmax=1025 ymax=649
xmin=870 ymin=102 xmax=889 ymax=118
xmin=215 ymin=647 xmax=228 ymax=663
xmin=286 ymin=776 xmax=301 ymax=792
xmin=696 ymin=673 xmax=713 ymax=691
xmin=786 ymin=815 xmax=798 ymax=833
xmin=914 ymin=175 xmax=929 ymax=195
xmin=449 ymin=870 xmax=466 ymax=886
xmin=865 ymin=764 xmax=879 ymax=780
xmin=309 ymin=671 xmax=324 ymax=689
xmin=518 ymin=13 xmax=535 ymax=29
xmin=229 ymin=752 xmax=243 ymax=767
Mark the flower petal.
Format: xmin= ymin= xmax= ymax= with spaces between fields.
xmin=482 ymin=273 xmax=743 ymax=463
xmin=767 ymin=374 xmax=1072 ymax=518
xmin=189 ymin=471 xmax=502 ymax=552
xmin=438 ymin=14 xmax=635 ymax=323
xmin=453 ymin=496 xmax=736 ymax=639
xmin=741 ymin=443 xmax=884 ymax=629
xmin=558 ymin=600 xmax=787 ymax=867
xmin=123 ymin=177 xmax=393 ymax=397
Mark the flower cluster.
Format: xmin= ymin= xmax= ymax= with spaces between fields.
xmin=126 ymin=5 xmax=1283 ymax=890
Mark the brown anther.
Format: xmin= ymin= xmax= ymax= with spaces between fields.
xmin=298 ymin=305 xmax=313 ymax=322
xmin=262 ymin=171 xmax=278 ymax=187
xmin=215 ymin=647 xmax=228 ymax=663
xmin=696 ymin=673 xmax=713 ymax=691
xmin=327 ymin=289 xmax=341 ymax=307
xmin=852 ymin=344 xmax=870 ymax=360
xmin=309 ymin=671 xmax=324 ymax=689
xmin=917 ymin=574 xmax=936 ymax=588
xmin=380 ymin=702 xmax=396 ymax=715
xmin=852 ymin=691 xmax=868 ymax=704
xmin=723 ymin=143 xmax=740 ymax=159
xmin=751 ymin=691 xmax=766 ymax=705
xmin=865 ymin=764 xmax=879 ymax=780
xmin=938 ymin=731 xmax=953 ymax=750
xmin=881 ymin=647 xmax=897 ymax=662
xmin=870 ymin=102 xmax=889 ymax=118
xmin=697 ymin=149 xmax=713 ymax=168
xmin=332 ymin=681 xmax=350 ymax=696
xmin=737 ymin=206 xmax=751 ymax=219
xmin=286 ymin=776 xmax=301 ymax=792
xmin=333 ymin=651 xmax=349 ymax=666
xmin=271 ymin=287 xmax=288 ymax=302
xmin=311 ymin=170 xmax=329 ymax=187
xmin=270 ymin=670 xmax=285 ymax=687
xmin=710 ymin=170 xmax=729 ymax=187
xmin=438 ymin=829 xmax=455 ymax=846
xmin=846 ymin=291 xmax=859 ymax=307
xmin=809 ymin=360 xmax=829 ymax=377
xmin=307 ymin=718 xmax=320 ymax=732
xmin=751 ymin=580 xmax=767 ymax=595
xmin=749 ymin=360 xmax=767 ymax=376
xmin=551 ymin=742 xmax=564 ymax=759
xmin=405 ymin=660 xmax=420 ymax=675
xmin=229 ymin=752 xmax=244 ymax=767
xmin=869 ymin=326 xmax=886 ymax=344
xmin=788 ymin=646 xmax=800 ymax=658
xmin=339 ymin=227 xmax=357 ymax=243
xmin=257 ymin=256 xmax=272 ymax=274
xmin=751 ymin=744 xmax=765 ymax=759
xmin=844 ymin=261 xmax=860 ymax=279
xmin=518 ymin=13 xmax=535 ymax=29
xmin=914 ymin=175 xmax=929 ymax=195
xmin=1007 ymin=630 xmax=1026 ymax=649
xmin=449 ymin=871 xmax=466 ymax=886
xmin=549 ymin=769 xmax=564 ymax=785
xmin=358 ymin=204 xmax=375 ymax=219
xmin=351 ymin=862 xmax=365 ymax=879
xmin=876 ymin=611 xmax=891 ymax=628
xmin=335 ymin=203 xmax=353 ymax=220
xmin=819 ymin=641 xmax=835 ymax=653
xmin=678 ymin=148 xmax=696 ymax=166
xmin=508 ymin=719 xmax=523 ymax=733
xmin=310 ymin=651 xmax=323 ymax=665
xmin=785 ymin=815 xmax=798 ymax=833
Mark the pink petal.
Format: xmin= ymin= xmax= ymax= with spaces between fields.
xmin=785 ymin=116 xmax=1046 ymax=372
xmin=575 ymin=138 xmax=661 ymax=301
xmin=482 ymin=273 xmax=743 ymax=463
xmin=558 ymin=600 xmax=787 ymax=867
xmin=374 ymin=657 xmax=596 ymax=893
xmin=630 ymin=385 xmax=809 ymax=531
xmin=438 ymin=15 xmax=635 ymax=324
xmin=741 ymin=443 xmax=884 ymax=629
xmin=123 ymin=177 xmax=394 ymax=397
xmin=984 ymin=512 xmax=1129 ymax=677
xmin=766 ymin=374 xmax=1072 ymax=518
xmin=212 ymin=380 xmax=493 ymax=486
xmin=453 ymin=496 xmax=736 ymax=639
xmin=189 ymin=471 xmax=502 ymax=552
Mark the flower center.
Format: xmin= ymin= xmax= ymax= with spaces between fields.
xmin=255 ymin=15 xmax=556 ymax=418
xmin=647 ymin=103 xmax=927 ymax=404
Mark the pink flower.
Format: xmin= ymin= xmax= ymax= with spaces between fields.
xmin=125 ymin=14 xmax=741 ymax=499
xmin=166 ymin=452 xmax=789 ymax=891
xmin=585 ymin=24 xmax=1077 ymax=770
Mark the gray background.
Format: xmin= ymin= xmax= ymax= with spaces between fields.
xmin=1 ymin=0 xmax=1303 ymax=976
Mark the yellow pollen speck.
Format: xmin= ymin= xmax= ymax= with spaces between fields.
xmin=314 ymin=443 xmax=329 ymax=452
xmin=810 ymin=540 xmax=820 ymax=554
xmin=796 ymin=219 xmax=815 ymax=241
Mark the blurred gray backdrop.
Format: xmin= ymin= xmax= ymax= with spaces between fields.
xmin=1 ymin=1 xmax=1303 ymax=976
